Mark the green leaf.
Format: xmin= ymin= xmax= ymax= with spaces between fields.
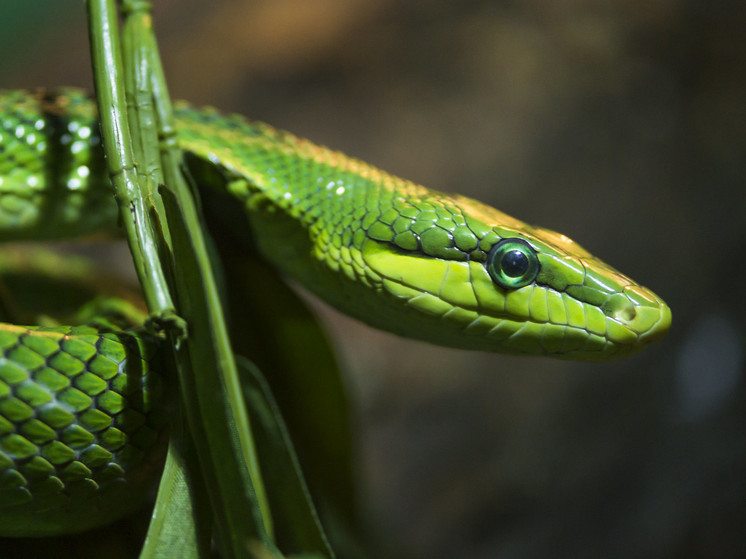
xmin=139 ymin=440 xmax=211 ymax=559
xmin=88 ymin=0 xmax=279 ymax=554
xmin=218 ymin=247 xmax=362 ymax=554
xmin=159 ymin=185 xmax=278 ymax=558
xmin=237 ymin=356 xmax=334 ymax=558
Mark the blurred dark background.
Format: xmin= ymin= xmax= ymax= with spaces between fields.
xmin=2 ymin=1 xmax=745 ymax=557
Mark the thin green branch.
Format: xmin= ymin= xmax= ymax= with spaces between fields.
xmin=85 ymin=0 xmax=173 ymax=316
xmin=88 ymin=0 xmax=277 ymax=556
xmin=119 ymin=0 xmax=275 ymax=546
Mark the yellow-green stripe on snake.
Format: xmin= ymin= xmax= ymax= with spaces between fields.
xmin=0 ymin=89 xmax=671 ymax=536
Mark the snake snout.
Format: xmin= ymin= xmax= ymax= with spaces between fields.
xmin=606 ymin=285 xmax=671 ymax=347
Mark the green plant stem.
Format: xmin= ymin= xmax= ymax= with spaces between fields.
xmin=119 ymin=0 xmax=275 ymax=547
xmin=87 ymin=0 xmax=276 ymax=556
xmin=85 ymin=0 xmax=173 ymax=316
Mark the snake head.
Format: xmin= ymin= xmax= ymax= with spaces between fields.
xmin=468 ymin=222 xmax=671 ymax=359
xmin=355 ymin=193 xmax=671 ymax=360
xmin=189 ymin=108 xmax=672 ymax=360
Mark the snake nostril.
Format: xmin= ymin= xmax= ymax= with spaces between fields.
xmin=619 ymin=305 xmax=636 ymax=322
xmin=602 ymin=294 xmax=637 ymax=323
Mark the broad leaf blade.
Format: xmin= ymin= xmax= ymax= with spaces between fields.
xmin=159 ymin=186 xmax=278 ymax=558
xmin=139 ymin=440 xmax=211 ymax=559
xmin=220 ymin=249 xmax=360 ymax=553
xmin=237 ymin=356 xmax=334 ymax=558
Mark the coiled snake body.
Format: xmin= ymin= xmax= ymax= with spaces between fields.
xmin=0 ymin=89 xmax=671 ymax=536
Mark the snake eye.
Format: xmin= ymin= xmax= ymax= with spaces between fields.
xmin=486 ymin=238 xmax=540 ymax=289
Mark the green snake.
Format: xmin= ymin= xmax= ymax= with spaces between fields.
xmin=0 ymin=88 xmax=671 ymax=537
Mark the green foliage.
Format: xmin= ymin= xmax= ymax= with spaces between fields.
xmin=82 ymin=0 xmax=357 ymax=557
xmin=0 ymin=0 xmax=361 ymax=555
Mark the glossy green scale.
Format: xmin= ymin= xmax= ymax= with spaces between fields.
xmin=0 ymin=324 xmax=167 ymax=536
xmin=0 ymin=88 xmax=671 ymax=536
xmin=0 ymin=89 xmax=117 ymax=241
xmin=174 ymin=104 xmax=670 ymax=356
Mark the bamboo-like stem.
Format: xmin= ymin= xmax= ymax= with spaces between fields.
xmin=87 ymin=1 xmax=276 ymax=556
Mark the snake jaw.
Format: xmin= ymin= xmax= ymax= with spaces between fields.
xmin=361 ymin=239 xmax=670 ymax=360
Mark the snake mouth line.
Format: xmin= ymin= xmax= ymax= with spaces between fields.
xmin=380 ymin=272 xmax=658 ymax=351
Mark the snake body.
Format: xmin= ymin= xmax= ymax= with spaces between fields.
xmin=0 ymin=89 xmax=671 ymax=536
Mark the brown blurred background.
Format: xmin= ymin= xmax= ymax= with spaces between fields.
xmin=2 ymin=1 xmax=746 ymax=558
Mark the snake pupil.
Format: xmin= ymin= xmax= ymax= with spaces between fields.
xmin=486 ymin=238 xmax=540 ymax=289
xmin=501 ymin=250 xmax=529 ymax=277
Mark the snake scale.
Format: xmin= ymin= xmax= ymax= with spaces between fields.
xmin=0 ymin=88 xmax=671 ymax=536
